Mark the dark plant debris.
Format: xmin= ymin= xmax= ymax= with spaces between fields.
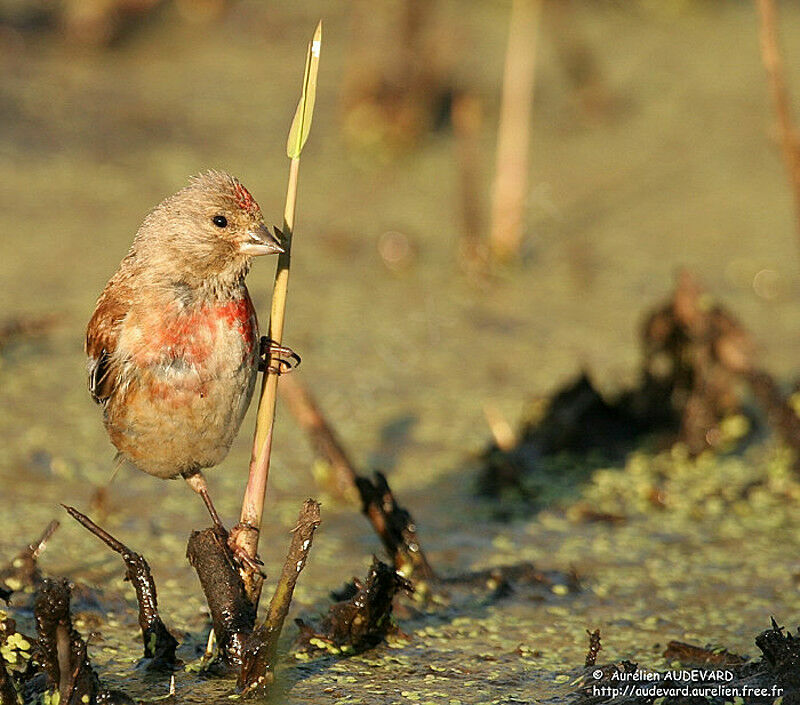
xmin=0 ymin=650 xmax=16 ymax=705
xmin=663 ymin=640 xmax=748 ymax=667
xmin=480 ymin=270 xmax=800 ymax=506
xmin=295 ymin=557 xmax=412 ymax=658
xmin=0 ymin=501 xmax=323 ymax=702
xmin=34 ymin=577 xmax=135 ymax=705
xmin=754 ymin=617 xmax=800 ymax=690
xmin=585 ymin=629 xmax=602 ymax=667
xmin=280 ymin=376 xmax=580 ymax=610
xmin=572 ymin=618 xmax=800 ymax=705
xmin=63 ymin=505 xmax=178 ymax=671
xmin=186 ymin=499 xmax=322 ymax=695
xmin=636 ymin=269 xmax=755 ymax=456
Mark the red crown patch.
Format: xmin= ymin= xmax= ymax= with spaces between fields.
xmin=233 ymin=181 xmax=258 ymax=215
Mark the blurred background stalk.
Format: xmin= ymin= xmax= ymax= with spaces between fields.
xmin=756 ymin=0 xmax=800 ymax=255
xmin=489 ymin=0 xmax=542 ymax=263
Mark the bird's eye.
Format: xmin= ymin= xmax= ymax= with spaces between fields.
xmin=212 ymin=215 xmax=228 ymax=228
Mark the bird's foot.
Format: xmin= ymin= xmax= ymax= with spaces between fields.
xmin=226 ymin=523 xmax=265 ymax=576
xmin=182 ymin=471 xmax=264 ymax=574
xmin=259 ymin=336 xmax=301 ymax=375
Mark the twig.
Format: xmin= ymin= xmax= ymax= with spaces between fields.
xmin=62 ymin=505 xmax=177 ymax=669
xmin=234 ymin=22 xmax=322 ymax=602
xmin=262 ymin=500 xmax=320 ymax=642
xmin=755 ymin=0 xmax=800 ymax=248
xmin=488 ymin=0 xmax=542 ymax=262
xmin=238 ymin=500 xmax=321 ymax=697
xmin=279 ymin=376 xmax=435 ymax=581
xmin=356 ymin=473 xmax=435 ymax=581
xmin=0 ymin=519 xmax=59 ymax=596
xmin=30 ymin=520 xmax=60 ymax=560
xmin=279 ymin=375 xmax=360 ymax=503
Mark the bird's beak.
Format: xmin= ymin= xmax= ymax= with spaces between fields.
xmin=239 ymin=223 xmax=284 ymax=256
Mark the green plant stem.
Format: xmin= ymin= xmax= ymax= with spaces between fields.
xmin=236 ymin=157 xmax=299 ymax=566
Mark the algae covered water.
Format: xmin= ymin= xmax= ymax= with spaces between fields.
xmin=2 ymin=2 xmax=800 ymax=702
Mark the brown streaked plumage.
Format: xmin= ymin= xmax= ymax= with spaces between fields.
xmin=86 ymin=171 xmax=283 ymax=531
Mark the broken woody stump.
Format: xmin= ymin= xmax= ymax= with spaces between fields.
xmin=187 ymin=527 xmax=257 ymax=669
xmin=188 ymin=499 xmax=321 ymax=694
xmin=60 ymin=499 xmax=321 ymax=698
xmin=35 ymin=578 xmax=135 ymax=705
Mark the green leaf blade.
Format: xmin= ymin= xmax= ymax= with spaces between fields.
xmin=287 ymin=21 xmax=322 ymax=159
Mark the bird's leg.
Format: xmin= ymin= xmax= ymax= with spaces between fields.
xmin=259 ymin=336 xmax=301 ymax=374
xmin=182 ymin=470 xmax=265 ymax=574
xmin=182 ymin=470 xmax=225 ymax=531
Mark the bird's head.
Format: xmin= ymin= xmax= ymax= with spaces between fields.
xmin=133 ymin=170 xmax=283 ymax=289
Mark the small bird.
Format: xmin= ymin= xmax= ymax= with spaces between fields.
xmin=86 ymin=170 xmax=293 ymax=538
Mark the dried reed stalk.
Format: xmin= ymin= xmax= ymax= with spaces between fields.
xmin=756 ymin=0 xmax=800 ymax=246
xmin=488 ymin=0 xmax=542 ymax=262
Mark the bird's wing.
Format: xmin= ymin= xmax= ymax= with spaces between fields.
xmin=86 ymin=281 xmax=130 ymax=405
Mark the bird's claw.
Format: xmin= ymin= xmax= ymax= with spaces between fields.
xmin=232 ymin=547 xmax=265 ymax=576
xmin=259 ymin=337 xmax=301 ymax=375
xmin=226 ymin=525 xmax=265 ymax=577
